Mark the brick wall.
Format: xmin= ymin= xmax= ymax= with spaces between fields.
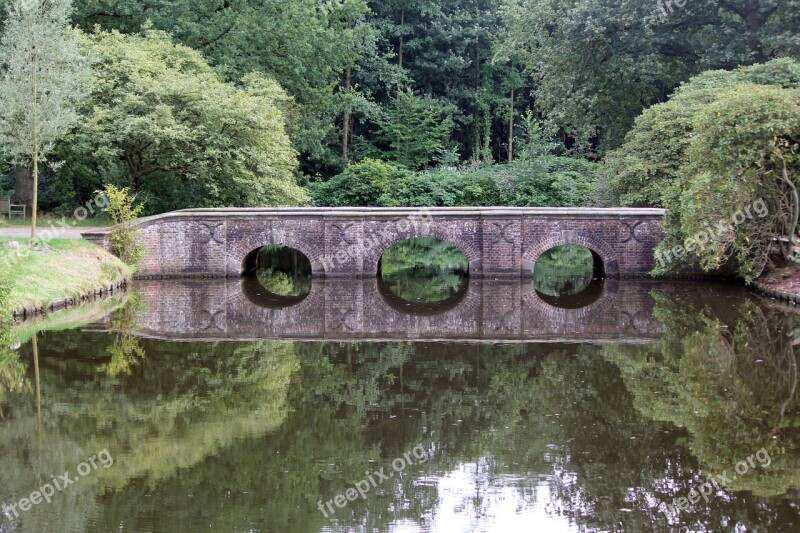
xmin=94 ymin=207 xmax=667 ymax=279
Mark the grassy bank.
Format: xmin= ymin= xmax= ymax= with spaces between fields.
xmin=0 ymin=238 xmax=129 ymax=317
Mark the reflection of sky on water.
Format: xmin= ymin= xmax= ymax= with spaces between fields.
xmin=420 ymin=462 xmax=574 ymax=533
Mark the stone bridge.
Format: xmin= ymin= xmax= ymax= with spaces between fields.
xmin=84 ymin=207 xmax=666 ymax=278
xmin=108 ymin=278 xmax=668 ymax=343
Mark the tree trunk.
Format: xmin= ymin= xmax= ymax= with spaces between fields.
xmin=31 ymin=147 xmax=38 ymax=241
xmin=398 ymin=6 xmax=404 ymax=68
xmin=14 ymin=166 xmax=33 ymax=208
xmin=124 ymin=147 xmax=144 ymax=192
xmin=342 ymin=68 xmax=352 ymax=162
xmin=473 ymin=44 xmax=482 ymax=161
xmin=508 ymin=87 xmax=515 ymax=162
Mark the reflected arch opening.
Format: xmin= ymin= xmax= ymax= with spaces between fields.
xmin=534 ymin=245 xmax=605 ymax=309
xmin=377 ymin=237 xmax=469 ymax=312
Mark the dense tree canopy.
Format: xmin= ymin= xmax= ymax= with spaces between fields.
xmin=57 ymin=29 xmax=307 ymax=213
xmin=500 ymin=0 xmax=800 ymax=153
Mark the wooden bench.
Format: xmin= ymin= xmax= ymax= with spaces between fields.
xmin=0 ymin=196 xmax=26 ymax=219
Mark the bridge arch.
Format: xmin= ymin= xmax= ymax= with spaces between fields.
xmin=524 ymin=232 xmax=619 ymax=278
xmin=227 ymin=230 xmax=327 ymax=278
xmin=365 ymin=226 xmax=482 ymax=278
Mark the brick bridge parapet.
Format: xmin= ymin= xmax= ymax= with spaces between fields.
xmin=83 ymin=207 xmax=666 ymax=278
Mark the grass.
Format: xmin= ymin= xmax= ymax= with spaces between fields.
xmin=0 ymin=237 xmax=129 ymax=314
xmin=0 ymin=213 xmax=114 ymax=228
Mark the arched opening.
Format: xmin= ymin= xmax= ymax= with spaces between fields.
xmin=378 ymin=237 xmax=469 ymax=307
xmin=241 ymin=244 xmax=312 ymax=307
xmin=534 ymin=245 xmax=604 ymax=309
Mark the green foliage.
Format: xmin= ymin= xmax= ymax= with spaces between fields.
xmin=0 ymin=263 xmax=20 ymax=407
xmin=381 ymin=237 xmax=469 ymax=275
xmin=72 ymin=0 xmax=377 ymax=176
xmin=360 ymin=0 xmax=530 ymax=164
xmin=0 ymin=0 xmax=90 ymax=164
xmin=101 ymin=293 xmax=145 ymax=377
xmin=606 ymin=294 xmax=800 ymax=497
xmin=315 ymin=150 xmax=602 ymax=208
xmin=533 ymin=245 xmax=595 ymax=297
xmin=101 ymin=184 xmax=144 ymax=267
xmin=606 ymin=59 xmax=800 ymax=279
xmin=375 ymin=89 xmax=455 ymax=170
xmin=678 ymin=85 xmax=800 ymax=278
xmin=501 ymin=0 xmax=800 ymax=153
xmin=312 ymin=158 xmax=412 ymax=207
xmin=387 ymin=156 xmax=602 ymax=207
xmin=255 ymin=245 xmax=312 ymax=297
xmin=0 ymin=0 xmax=91 ymax=238
xmin=380 ymin=237 xmax=468 ymax=303
xmin=606 ymin=58 xmax=800 ymax=207
xmin=59 ymin=29 xmax=307 ymax=214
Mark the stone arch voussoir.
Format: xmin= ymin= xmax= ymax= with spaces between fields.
xmin=524 ymin=232 xmax=618 ymax=277
xmin=227 ymin=227 xmax=326 ymax=277
xmin=364 ymin=221 xmax=481 ymax=277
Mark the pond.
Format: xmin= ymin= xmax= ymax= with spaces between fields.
xmin=0 ymin=257 xmax=799 ymax=531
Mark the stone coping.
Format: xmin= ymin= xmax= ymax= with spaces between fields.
xmin=82 ymin=206 xmax=666 ymax=238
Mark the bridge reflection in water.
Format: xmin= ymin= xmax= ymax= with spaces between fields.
xmin=126 ymin=278 xmax=682 ymax=343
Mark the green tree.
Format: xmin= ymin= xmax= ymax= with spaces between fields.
xmin=312 ymin=157 xmax=411 ymax=206
xmin=376 ymin=90 xmax=454 ymax=170
xmin=369 ymin=0 xmax=529 ymax=163
xmin=606 ymin=59 xmax=800 ymax=279
xmin=500 ymin=0 xmax=800 ymax=153
xmin=0 ymin=0 xmax=90 ymax=240
xmin=72 ymin=0 xmax=377 ymax=177
xmin=63 ymin=29 xmax=308 ymax=213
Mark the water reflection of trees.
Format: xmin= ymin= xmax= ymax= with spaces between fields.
xmin=534 ymin=245 xmax=595 ymax=297
xmin=101 ymin=293 xmax=146 ymax=377
xmin=606 ymin=293 xmax=800 ymax=498
xmin=98 ymin=340 xmax=800 ymax=531
xmin=0 ymin=329 xmax=298 ymax=532
xmin=2 ymin=291 xmax=800 ymax=531
xmin=380 ymin=238 xmax=469 ymax=304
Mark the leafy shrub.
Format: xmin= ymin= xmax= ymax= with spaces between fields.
xmin=385 ymin=156 xmax=601 ymax=207
xmin=51 ymin=29 xmax=307 ymax=215
xmin=605 ymin=58 xmax=800 ymax=208
xmin=311 ymin=158 xmax=413 ymax=207
xmin=102 ymin=184 xmax=144 ymax=267
xmin=605 ymin=58 xmax=800 ymax=279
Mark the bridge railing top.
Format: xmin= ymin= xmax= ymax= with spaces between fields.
xmin=83 ymin=206 xmax=666 ymax=236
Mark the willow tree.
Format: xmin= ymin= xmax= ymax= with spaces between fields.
xmin=0 ymin=0 xmax=90 ymax=240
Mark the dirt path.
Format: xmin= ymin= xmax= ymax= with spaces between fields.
xmin=0 ymin=226 xmax=104 ymax=239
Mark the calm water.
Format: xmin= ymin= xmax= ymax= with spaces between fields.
xmin=1 ymin=276 xmax=799 ymax=532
